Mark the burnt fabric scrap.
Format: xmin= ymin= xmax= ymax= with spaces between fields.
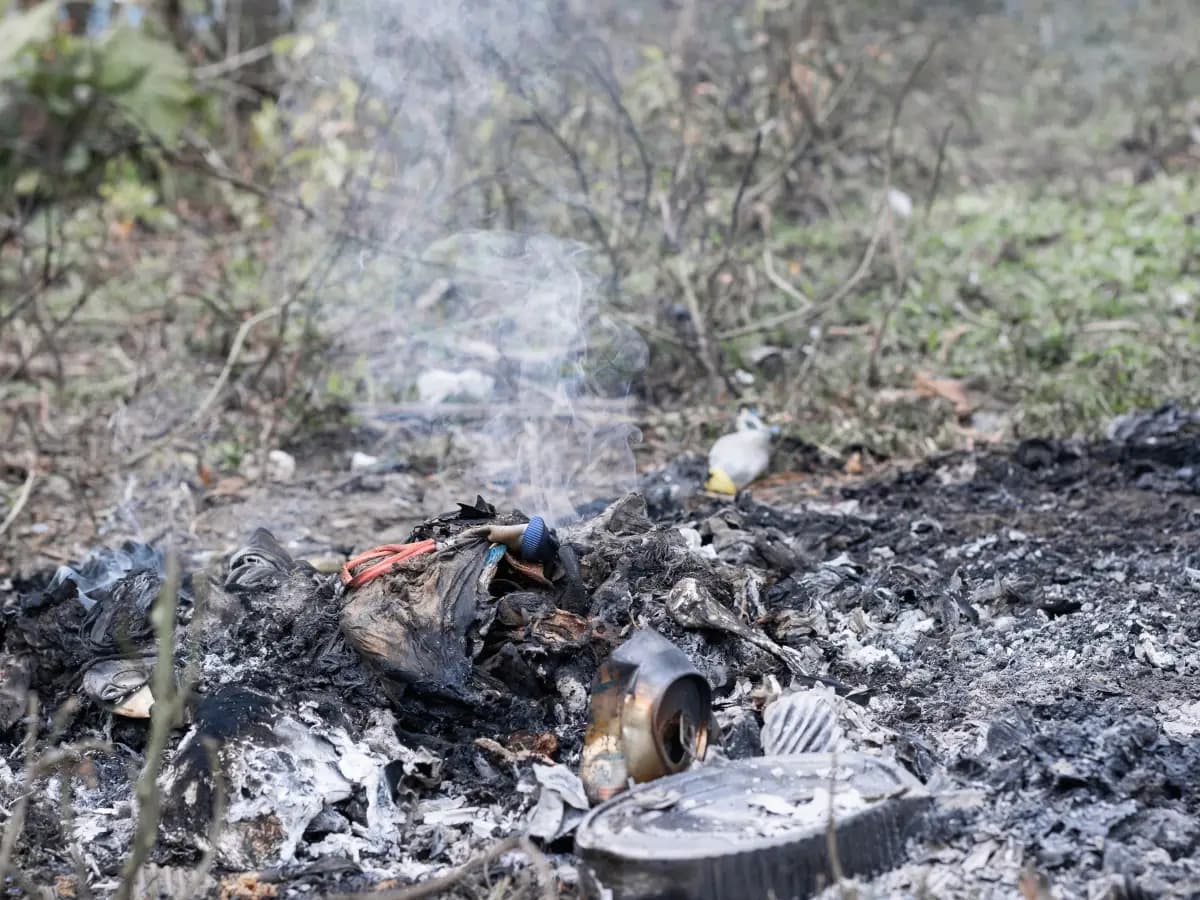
xmin=339 ymin=536 xmax=489 ymax=698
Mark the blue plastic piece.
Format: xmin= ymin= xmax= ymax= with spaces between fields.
xmin=521 ymin=516 xmax=550 ymax=562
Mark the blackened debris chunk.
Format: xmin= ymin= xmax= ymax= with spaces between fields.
xmin=47 ymin=541 xmax=169 ymax=609
xmin=0 ymin=653 xmax=32 ymax=730
xmin=639 ymin=455 xmax=706 ymax=519
xmin=80 ymin=569 xmax=160 ymax=656
xmin=458 ymin=495 xmax=497 ymax=519
xmin=226 ymin=527 xmax=308 ymax=592
xmin=1014 ymin=438 xmax=1062 ymax=470
xmin=4 ymin=542 xmax=189 ymax=692
xmin=1107 ymin=403 xmax=1200 ymax=446
xmin=159 ymin=686 xmax=280 ymax=856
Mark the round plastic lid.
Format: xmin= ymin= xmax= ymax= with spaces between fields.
xmin=576 ymin=753 xmax=926 ymax=863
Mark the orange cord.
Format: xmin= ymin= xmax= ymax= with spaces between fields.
xmin=340 ymin=539 xmax=437 ymax=589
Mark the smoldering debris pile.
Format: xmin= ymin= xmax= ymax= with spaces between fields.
xmin=2 ymin=406 xmax=1200 ymax=899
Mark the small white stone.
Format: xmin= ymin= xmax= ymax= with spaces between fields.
xmin=266 ymin=449 xmax=296 ymax=483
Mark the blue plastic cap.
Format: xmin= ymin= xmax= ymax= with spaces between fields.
xmin=521 ymin=516 xmax=552 ymax=562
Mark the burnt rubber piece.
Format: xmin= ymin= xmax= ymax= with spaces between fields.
xmin=575 ymin=753 xmax=931 ymax=900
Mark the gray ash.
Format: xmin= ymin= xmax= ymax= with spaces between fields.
xmin=2 ymin=409 xmax=1199 ymax=897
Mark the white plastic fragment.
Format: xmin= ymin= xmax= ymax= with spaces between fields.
xmin=416 ymin=367 xmax=495 ymax=405
xmin=527 ymin=763 xmax=590 ymax=842
xmin=706 ymin=409 xmax=774 ymax=493
xmin=761 ymin=688 xmax=843 ymax=756
xmin=350 ymin=451 xmax=379 ymax=471
xmin=533 ymin=763 xmax=589 ymax=811
xmin=678 ymin=527 xmax=717 ymax=560
xmin=887 ymin=187 xmax=914 ymax=219
xmin=266 ymin=449 xmax=296 ymax=482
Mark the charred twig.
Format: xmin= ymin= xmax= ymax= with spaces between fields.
xmin=366 ymin=400 xmax=636 ymax=424
xmin=702 ymin=125 xmax=766 ymax=323
xmin=330 ymin=835 xmax=557 ymax=900
xmin=0 ymin=283 xmax=47 ymax=333
xmin=728 ymin=127 xmax=765 ymax=245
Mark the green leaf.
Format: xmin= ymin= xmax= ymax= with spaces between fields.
xmin=290 ymin=33 xmax=316 ymax=61
xmin=97 ymin=26 xmax=195 ymax=147
xmin=62 ymin=142 xmax=90 ymax=174
xmin=14 ymin=169 xmax=41 ymax=195
xmin=0 ymin=1 xmax=58 ymax=78
xmin=270 ymin=33 xmax=298 ymax=57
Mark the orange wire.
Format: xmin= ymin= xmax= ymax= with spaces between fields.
xmin=340 ymin=539 xmax=436 ymax=589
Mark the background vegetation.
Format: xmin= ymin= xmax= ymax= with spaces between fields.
xmin=1 ymin=0 xmax=1198 ymax=566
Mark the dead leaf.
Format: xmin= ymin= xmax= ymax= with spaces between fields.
xmin=209 ymin=476 xmax=248 ymax=498
xmin=530 ymin=609 xmax=592 ymax=648
xmin=1018 ymin=865 xmax=1054 ymax=900
xmin=843 ymin=452 xmax=864 ymax=476
xmin=219 ymin=873 xmax=279 ymax=900
xmin=503 ymin=553 xmax=553 ymax=587
xmin=197 ymin=460 xmax=217 ymax=487
xmin=914 ymin=371 xmax=974 ymax=419
xmin=507 ymin=730 xmax=559 ymax=759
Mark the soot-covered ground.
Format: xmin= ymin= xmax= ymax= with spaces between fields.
xmin=1 ymin=406 xmax=1198 ymax=899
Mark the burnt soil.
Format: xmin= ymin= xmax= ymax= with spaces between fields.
xmin=2 ymin=407 xmax=1199 ymax=899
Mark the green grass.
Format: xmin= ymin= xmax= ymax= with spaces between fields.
xmin=738 ymin=173 xmax=1200 ymax=455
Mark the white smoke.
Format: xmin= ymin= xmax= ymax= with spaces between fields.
xmin=278 ymin=0 xmax=645 ymax=523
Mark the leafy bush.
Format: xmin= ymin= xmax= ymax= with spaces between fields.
xmin=0 ymin=1 xmax=201 ymax=200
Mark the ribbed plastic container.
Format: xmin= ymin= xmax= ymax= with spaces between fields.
xmin=575 ymin=753 xmax=931 ymax=900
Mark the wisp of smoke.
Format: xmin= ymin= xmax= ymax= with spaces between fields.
xmin=279 ymin=0 xmax=646 ymax=523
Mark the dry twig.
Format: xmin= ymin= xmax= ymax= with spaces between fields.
xmin=0 ymin=695 xmax=40 ymax=886
xmin=0 ymin=464 xmax=37 ymax=538
xmin=329 ymin=835 xmax=557 ymax=900
xmin=115 ymin=558 xmax=182 ymax=900
xmin=716 ymin=208 xmax=887 ymax=341
xmin=123 ymin=302 xmax=284 ymax=466
xmin=192 ymin=43 xmax=274 ymax=80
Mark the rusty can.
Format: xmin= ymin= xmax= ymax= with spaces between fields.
xmin=580 ymin=629 xmax=711 ymax=804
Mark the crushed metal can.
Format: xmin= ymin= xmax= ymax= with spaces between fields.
xmin=579 ymin=629 xmax=711 ymax=804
